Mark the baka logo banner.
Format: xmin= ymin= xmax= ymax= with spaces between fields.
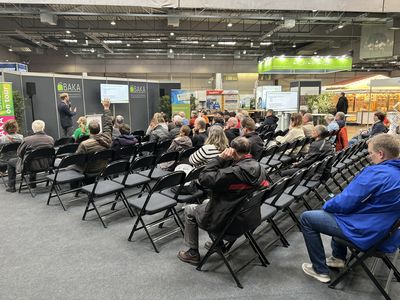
xmin=57 ymin=82 xmax=81 ymax=93
xmin=129 ymin=82 xmax=146 ymax=99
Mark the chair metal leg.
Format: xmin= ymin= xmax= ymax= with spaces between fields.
xmin=54 ymin=185 xmax=66 ymax=211
xmin=268 ymin=218 xmax=290 ymax=247
xmin=128 ymin=212 xmax=141 ymax=241
xmin=91 ymin=201 xmax=107 ymax=228
xmin=285 ymin=207 xmax=302 ymax=231
xmin=358 ymin=259 xmax=392 ymax=300
xmin=382 ymin=255 xmax=400 ymax=282
xmin=217 ymin=248 xmax=243 ymax=288
xmin=245 ymin=232 xmax=269 ymax=266
xmin=301 ymin=196 xmax=313 ymax=211
xmin=137 ymin=215 xmax=159 ymax=253
xmin=47 ymin=183 xmax=54 ymax=205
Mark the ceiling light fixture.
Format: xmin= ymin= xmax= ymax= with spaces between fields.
xmin=8 ymin=48 xmax=13 ymax=52
xmin=202 ymin=54 xmax=206 ymax=59
xmin=217 ymin=41 xmax=236 ymax=46
xmin=170 ymin=32 xmax=175 ymax=36
xmin=260 ymin=42 xmax=272 ymax=46
xmin=314 ymin=51 xmax=318 ymax=55
xmin=136 ymin=55 xmax=139 ymax=59
xmin=211 ymin=44 xmax=215 ymax=47
xmin=127 ymin=43 xmax=131 ymax=47
xmin=389 ymin=61 xmax=397 ymax=64
xmin=227 ymin=22 xmax=233 ymax=27
xmin=61 ymin=39 xmax=78 ymax=43
xmin=66 ymin=30 xmax=71 ymax=34
xmin=65 ymin=53 xmax=69 ymax=57
xmin=169 ymin=48 xmax=173 ymax=53
xmin=180 ymin=40 xmax=199 ymax=44
xmin=243 ymin=50 xmax=247 ymax=54
xmin=338 ymin=24 xmax=344 ymax=29
xmin=143 ymin=39 xmax=161 ymax=43
xmin=312 ymin=10 xmax=318 ymax=12
xmin=103 ymin=40 xmax=122 ymax=44
xmin=90 ymin=48 xmax=95 ymax=53
xmin=292 ymin=43 xmax=296 ymax=48
xmin=110 ymin=20 xmax=116 ymax=26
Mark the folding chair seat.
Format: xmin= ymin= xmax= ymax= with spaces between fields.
xmin=139 ymin=151 xmax=179 ymax=180
xmin=283 ymin=168 xmax=310 ymax=209
xmin=329 ymin=219 xmax=400 ymax=300
xmin=127 ymin=171 xmax=186 ymax=252
xmin=46 ymin=153 xmax=87 ymax=210
xmin=263 ymin=177 xmax=301 ymax=230
xmin=196 ymin=189 xmax=269 ymax=289
xmin=0 ymin=142 xmax=21 ymax=187
xmin=18 ymin=147 xmax=56 ymax=197
xmin=81 ymin=160 xmax=133 ymax=228
xmin=260 ymin=203 xmax=289 ymax=247
xmin=277 ymin=139 xmax=301 ymax=165
xmin=54 ymin=143 xmax=79 ymax=168
xmin=259 ymin=144 xmax=278 ymax=164
xmin=160 ymin=165 xmax=205 ymax=203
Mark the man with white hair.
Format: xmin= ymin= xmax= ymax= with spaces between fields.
xmin=169 ymin=115 xmax=183 ymax=139
xmin=112 ymin=115 xmax=125 ymax=140
xmin=6 ymin=120 xmax=54 ymax=192
xmin=179 ymin=111 xmax=189 ymax=126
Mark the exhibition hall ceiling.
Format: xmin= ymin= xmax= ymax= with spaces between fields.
xmin=1 ymin=3 xmax=400 ymax=71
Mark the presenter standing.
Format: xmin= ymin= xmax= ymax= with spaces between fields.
xmin=58 ymin=93 xmax=77 ymax=137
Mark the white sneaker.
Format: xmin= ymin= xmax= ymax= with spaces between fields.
xmin=302 ymin=263 xmax=331 ymax=283
xmin=326 ymin=256 xmax=345 ymax=268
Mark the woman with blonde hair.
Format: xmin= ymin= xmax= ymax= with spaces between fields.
xmin=146 ymin=112 xmax=169 ymax=142
xmin=72 ymin=116 xmax=89 ymax=142
xmin=189 ymin=125 xmax=229 ymax=166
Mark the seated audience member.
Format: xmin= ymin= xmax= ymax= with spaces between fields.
xmin=74 ymin=99 xmax=113 ymax=174
xmin=325 ymin=114 xmax=339 ymax=132
xmin=189 ymin=111 xmax=198 ymax=127
xmin=224 ymin=117 xmax=240 ymax=144
xmin=241 ymin=116 xmax=264 ymax=161
xmin=177 ymin=137 xmax=269 ymax=264
xmin=199 ymin=110 xmax=210 ymax=124
xmin=299 ymin=109 xmax=307 ymax=116
xmin=179 ymin=111 xmax=189 ymax=126
xmin=112 ymin=115 xmax=124 ymax=140
xmin=146 ymin=113 xmax=170 ymax=143
xmin=335 ymin=112 xmax=348 ymax=151
xmin=302 ymin=113 xmax=315 ymax=138
xmin=6 ymin=120 xmax=54 ymax=192
xmin=349 ymin=111 xmax=388 ymax=146
xmin=160 ymin=125 xmax=193 ymax=170
xmin=169 ymin=115 xmax=183 ymax=139
xmin=0 ymin=120 xmax=24 ymax=173
xmin=72 ymin=116 xmax=89 ymax=142
xmin=263 ymin=109 xmax=279 ymax=127
xmin=236 ymin=109 xmax=249 ymax=129
xmin=191 ymin=118 xmax=208 ymax=148
xmin=111 ymin=124 xmax=138 ymax=153
xmin=270 ymin=113 xmax=305 ymax=155
xmin=281 ymin=125 xmax=334 ymax=178
xmin=300 ymin=134 xmax=400 ymax=283
xmin=189 ymin=126 xmax=228 ymax=167
xmin=211 ymin=116 xmax=224 ymax=127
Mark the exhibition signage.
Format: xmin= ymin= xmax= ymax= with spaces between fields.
xmin=266 ymin=92 xmax=298 ymax=111
xmin=258 ymin=56 xmax=352 ymax=74
xmin=206 ymin=90 xmax=223 ymax=111
xmin=222 ymin=90 xmax=239 ymax=111
xmin=256 ymin=86 xmax=282 ymax=109
xmin=171 ymin=89 xmax=191 ymax=119
xmin=0 ymin=62 xmax=28 ymax=72
xmin=0 ymin=82 xmax=15 ymax=136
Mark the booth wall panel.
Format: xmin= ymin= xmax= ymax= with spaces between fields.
xmin=108 ymin=80 xmax=131 ymax=130
xmin=83 ymin=79 xmax=105 ymax=117
xmin=147 ymin=83 xmax=160 ymax=122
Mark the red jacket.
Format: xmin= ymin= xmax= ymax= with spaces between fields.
xmin=336 ymin=127 xmax=349 ymax=151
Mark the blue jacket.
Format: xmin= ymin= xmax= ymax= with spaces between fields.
xmin=323 ymin=159 xmax=400 ymax=253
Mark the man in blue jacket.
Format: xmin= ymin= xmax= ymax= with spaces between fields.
xmin=300 ymin=133 xmax=400 ymax=283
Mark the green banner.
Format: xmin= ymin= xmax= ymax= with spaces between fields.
xmin=258 ymin=56 xmax=352 ymax=74
xmin=171 ymin=103 xmax=191 ymax=121
xmin=0 ymin=82 xmax=14 ymax=116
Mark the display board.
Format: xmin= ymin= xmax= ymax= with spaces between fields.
xmin=222 ymin=90 xmax=239 ymax=111
xmin=256 ymin=86 xmax=282 ymax=109
xmin=240 ymin=94 xmax=255 ymax=109
xmin=171 ymin=89 xmax=191 ymax=119
xmin=206 ymin=90 xmax=223 ymax=111
xmin=100 ymin=84 xmax=129 ymax=103
xmin=266 ymin=92 xmax=298 ymax=111
xmin=0 ymin=82 xmax=15 ymax=137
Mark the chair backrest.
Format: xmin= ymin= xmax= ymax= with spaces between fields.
xmin=285 ymin=139 xmax=301 ymax=156
xmin=184 ymin=165 xmax=205 ymax=183
xmin=275 ymin=142 xmax=290 ymax=160
xmin=319 ymin=155 xmax=335 ymax=181
xmin=138 ymin=141 xmax=156 ymax=155
xmin=151 ymin=171 xmax=186 ymax=193
xmin=258 ymin=145 xmax=276 ymax=163
xmin=157 ymin=139 xmax=172 ymax=153
xmin=22 ymin=147 xmax=55 ymax=173
xmin=332 ymin=150 xmax=345 ymax=166
xmin=303 ymin=161 xmax=323 ymax=184
xmin=0 ymin=142 xmax=21 ymax=154
xmin=273 ymin=130 xmax=283 ymax=138
xmin=129 ymin=155 xmax=156 ymax=172
xmin=286 ymin=168 xmax=308 ymax=194
xmin=263 ymin=131 xmax=274 ymax=143
xmin=56 ymin=143 xmax=79 ymax=156
xmin=156 ymin=151 xmax=179 ymax=164
xmin=264 ymin=177 xmax=291 ymax=205
xmin=113 ymin=144 xmax=137 ymax=161
xmin=76 ymin=135 xmax=89 ymax=144
xmin=100 ymin=160 xmax=130 ymax=178
xmin=87 ymin=149 xmax=113 ymax=162
xmin=58 ymin=153 xmax=87 ymax=169
xmin=281 ymin=128 xmax=290 ymax=136
xmin=179 ymin=147 xmax=197 ymax=161
xmin=54 ymin=137 xmax=75 ymax=147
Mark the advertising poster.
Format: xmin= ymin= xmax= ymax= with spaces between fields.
xmin=256 ymin=86 xmax=282 ymax=109
xmin=222 ymin=90 xmax=239 ymax=111
xmin=171 ymin=89 xmax=191 ymax=119
xmin=0 ymin=82 xmax=15 ymax=137
xmin=206 ymin=90 xmax=223 ymax=111
xmin=240 ymin=94 xmax=255 ymax=109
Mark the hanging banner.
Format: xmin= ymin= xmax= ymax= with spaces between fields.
xmin=171 ymin=89 xmax=191 ymax=120
xmin=0 ymin=82 xmax=15 ymax=136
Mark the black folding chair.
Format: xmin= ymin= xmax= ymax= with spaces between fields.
xmin=156 ymin=139 xmax=172 ymax=155
xmin=178 ymin=147 xmax=197 ymax=164
xmin=127 ymin=171 xmax=186 ymax=252
xmin=54 ymin=143 xmax=79 ymax=168
xmin=84 ymin=149 xmax=113 ymax=179
xmin=18 ymin=147 xmax=56 ymax=197
xmin=273 ymin=130 xmax=284 ymax=138
xmin=0 ymin=142 xmax=21 ymax=187
xmin=138 ymin=141 xmax=157 ymax=156
xmin=112 ymin=144 xmax=137 ymax=161
xmin=139 ymin=151 xmax=179 ymax=180
xmin=54 ymin=137 xmax=74 ymax=147
xmin=283 ymin=168 xmax=311 ymax=210
xmin=81 ymin=160 xmax=133 ymax=228
xmin=131 ymin=130 xmax=145 ymax=137
xmin=329 ymin=219 xmax=400 ymax=300
xmin=46 ymin=153 xmax=87 ymax=210
xmin=196 ymin=189 xmax=269 ymax=289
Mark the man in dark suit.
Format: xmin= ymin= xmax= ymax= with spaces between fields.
xmin=57 ymin=93 xmax=77 ymax=137
xmin=336 ymin=92 xmax=348 ymax=114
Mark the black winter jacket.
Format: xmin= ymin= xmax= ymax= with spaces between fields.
xmin=244 ymin=132 xmax=264 ymax=161
xmin=197 ymin=155 xmax=269 ymax=235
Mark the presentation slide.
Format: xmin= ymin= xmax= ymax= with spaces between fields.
xmin=266 ymin=92 xmax=298 ymax=111
xmin=100 ymin=84 xmax=129 ymax=103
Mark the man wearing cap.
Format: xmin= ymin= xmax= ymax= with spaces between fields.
xmin=58 ymin=93 xmax=77 ymax=137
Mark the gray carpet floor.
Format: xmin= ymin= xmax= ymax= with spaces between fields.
xmin=0 ymin=179 xmax=399 ymax=300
